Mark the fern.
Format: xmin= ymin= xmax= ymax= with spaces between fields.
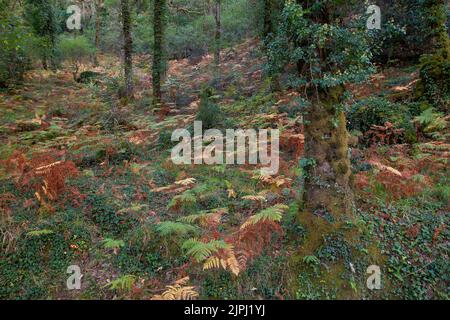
xmin=167 ymin=190 xmax=197 ymax=211
xmin=303 ymin=255 xmax=320 ymax=266
xmin=151 ymin=277 xmax=198 ymax=300
xmin=156 ymin=221 xmax=198 ymax=237
xmin=107 ymin=275 xmax=136 ymax=291
xmin=102 ymin=238 xmax=125 ymax=250
xmin=26 ymin=229 xmax=54 ymax=237
xmin=415 ymin=108 xmax=447 ymax=137
xmin=240 ymin=204 xmax=288 ymax=230
xmin=203 ymin=246 xmax=240 ymax=276
xmin=177 ymin=208 xmax=227 ymax=226
xmin=242 ymin=195 xmax=266 ymax=202
xmin=182 ymin=238 xmax=230 ymax=262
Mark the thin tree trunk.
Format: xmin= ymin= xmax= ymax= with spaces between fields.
xmin=94 ymin=0 xmax=102 ymax=66
xmin=214 ymin=0 xmax=221 ymax=86
xmin=153 ymin=0 xmax=166 ymax=105
xmin=121 ymin=0 xmax=133 ymax=99
xmin=263 ymin=0 xmax=272 ymax=39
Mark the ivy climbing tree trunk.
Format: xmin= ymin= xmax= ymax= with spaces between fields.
xmin=423 ymin=0 xmax=449 ymax=54
xmin=121 ymin=0 xmax=133 ymax=99
xmin=302 ymin=86 xmax=353 ymax=216
xmin=262 ymin=0 xmax=373 ymax=298
xmin=152 ymin=0 xmax=166 ymax=106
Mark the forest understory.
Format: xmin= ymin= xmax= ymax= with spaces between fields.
xmin=1 ymin=38 xmax=448 ymax=300
xmin=0 ymin=0 xmax=449 ymax=301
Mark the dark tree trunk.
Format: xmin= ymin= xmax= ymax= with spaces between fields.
xmin=214 ymin=0 xmax=221 ymax=83
xmin=121 ymin=0 xmax=133 ymax=99
xmin=153 ymin=0 xmax=166 ymax=105
xmin=94 ymin=0 xmax=102 ymax=66
xmin=263 ymin=0 xmax=272 ymax=39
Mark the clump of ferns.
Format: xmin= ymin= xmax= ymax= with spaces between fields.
xmin=155 ymin=221 xmax=200 ymax=256
xmin=167 ymin=190 xmax=197 ymax=212
xmin=182 ymin=238 xmax=240 ymax=276
xmin=234 ymin=204 xmax=288 ymax=270
xmin=177 ymin=207 xmax=227 ymax=231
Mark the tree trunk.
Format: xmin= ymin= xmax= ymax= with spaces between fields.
xmin=94 ymin=0 xmax=102 ymax=66
xmin=153 ymin=0 xmax=166 ymax=105
xmin=295 ymin=1 xmax=357 ymax=299
xmin=213 ymin=0 xmax=221 ymax=85
xmin=302 ymin=86 xmax=353 ymax=216
xmin=121 ymin=0 xmax=133 ymax=99
xmin=423 ymin=0 xmax=449 ymax=54
xmin=263 ymin=0 xmax=272 ymax=39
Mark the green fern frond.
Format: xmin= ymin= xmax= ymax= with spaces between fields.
xmin=27 ymin=229 xmax=54 ymax=237
xmin=415 ymin=108 xmax=447 ymax=133
xmin=106 ymin=275 xmax=136 ymax=291
xmin=167 ymin=191 xmax=197 ymax=210
xmin=177 ymin=208 xmax=227 ymax=226
xmin=182 ymin=238 xmax=230 ymax=262
xmin=102 ymin=238 xmax=125 ymax=250
xmin=156 ymin=221 xmax=198 ymax=237
xmin=240 ymin=204 xmax=288 ymax=229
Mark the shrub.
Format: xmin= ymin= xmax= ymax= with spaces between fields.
xmin=347 ymin=97 xmax=420 ymax=142
xmin=196 ymin=87 xmax=223 ymax=130
xmin=57 ymin=35 xmax=95 ymax=81
xmin=0 ymin=10 xmax=33 ymax=87
xmin=414 ymin=52 xmax=450 ymax=112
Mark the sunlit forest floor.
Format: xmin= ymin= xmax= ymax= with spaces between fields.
xmin=0 ymin=39 xmax=448 ymax=300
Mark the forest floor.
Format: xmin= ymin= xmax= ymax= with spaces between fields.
xmin=0 ymin=38 xmax=448 ymax=300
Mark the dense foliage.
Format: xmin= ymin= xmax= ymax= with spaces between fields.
xmin=0 ymin=0 xmax=448 ymax=301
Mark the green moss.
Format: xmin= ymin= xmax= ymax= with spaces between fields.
xmin=415 ymin=51 xmax=450 ymax=112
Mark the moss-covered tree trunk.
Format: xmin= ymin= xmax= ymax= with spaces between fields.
xmin=302 ymin=87 xmax=352 ymax=217
xmin=294 ymin=0 xmax=358 ymax=299
xmin=423 ymin=0 xmax=449 ymax=54
xmin=121 ymin=0 xmax=133 ymax=99
xmin=152 ymin=0 xmax=166 ymax=105
xmin=415 ymin=0 xmax=449 ymax=111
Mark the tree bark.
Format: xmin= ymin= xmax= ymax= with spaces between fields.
xmin=214 ymin=0 xmax=221 ymax=84
xmin=302 ymin=86 xmax=353 ymax=217
xmin=153 ymin=0 xmax=166 ymax=105
xmin=263 ymin=0 xmax=272 ymax=39
xmin=94 ymin=0 xmax=102 ymax=66
xmin=121 ymin=0 xmax=133 ymax=99
xmin=423 ymin=0 xmax=449 ymax=54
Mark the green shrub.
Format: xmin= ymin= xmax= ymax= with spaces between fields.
xmin=196 ymin=87 xmax=223 ymax=130
xmin=414 ymin=52 xmax=450 ymax=112
xmin=57 ymin=35 xmax=95 ymax=81
xmin=347 ymin=97 xmax=420 ymax=143
xmin=0 ymin=10 xmax=33 ymax=87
